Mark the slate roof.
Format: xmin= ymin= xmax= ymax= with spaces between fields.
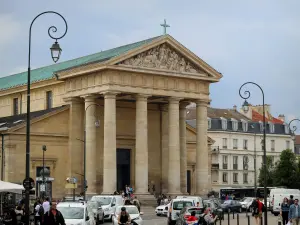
xmin=0 ymin=36 xmax=162 ymax=91
xmin=0 ymin=106 xmax=67 ymax=131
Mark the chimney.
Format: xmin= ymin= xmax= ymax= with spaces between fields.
xmin=233 ymin=105 xmax=237 ymax=111
xmin=278 ymin=114 xmax=285 ymax=122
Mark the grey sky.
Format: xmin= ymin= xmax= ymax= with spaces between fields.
xmin=0 ymin=1 xmax=299 ymax=126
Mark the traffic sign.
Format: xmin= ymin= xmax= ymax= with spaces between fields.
xmin=23 ymin=177 xmax=34 ymax=190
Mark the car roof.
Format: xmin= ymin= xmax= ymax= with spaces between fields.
xmin=57 ymin=202 xmax=86 ymax=208
xmin=173 ymin=198 xmax=194 ymax=202
xmin=117 ymin=205 xmax=137 ymax=208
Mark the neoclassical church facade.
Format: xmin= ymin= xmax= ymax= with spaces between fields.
xmin=0 ymin=35 xmax=222 ymax=198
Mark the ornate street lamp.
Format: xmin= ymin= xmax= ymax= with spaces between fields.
xmin=239 ymin=82 xmax=268 ymax=225
xmin=242 ymin=100 xmax=250 ymax=113
xmin=25 ymin=11 xmax=67 ymax=225
xmin=288 ymin=119 xmax=300 ymax=140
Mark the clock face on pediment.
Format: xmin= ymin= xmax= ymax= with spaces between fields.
xmin=116 ymin=43 xmax=207 ymax=75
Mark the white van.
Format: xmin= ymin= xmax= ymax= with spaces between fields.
xmin=167 ymin=198 xmax=194 ymax=225
xmin=176 ymin=196 xmax=204 ymax=208
xmin=270 ymin=189 xmax=300 ymax=215
xmin=90 ymin=195 xmax=124 ymax=221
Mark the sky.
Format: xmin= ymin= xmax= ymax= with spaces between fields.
xmin=1 ymin=1 xmax=300 ymax=127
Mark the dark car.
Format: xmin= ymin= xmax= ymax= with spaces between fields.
xmin=221 ymin=200 xmax=242 ymax=213
xmin=175 ymin=206 xmax=204 ymax=225
xmin=203 ymin=200 xmax=224 ymax=220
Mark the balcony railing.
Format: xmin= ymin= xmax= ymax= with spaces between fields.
xmin=233 ymin=164 xmax=238 ymax=170
xmin=223 ymin=164 xmax=228 ymax=169
xmin=211 ymin=163 xmax=219 ymax=169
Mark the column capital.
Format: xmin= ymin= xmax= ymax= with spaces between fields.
xmin=195 ymin=99 xmax=210 ymax=107
xmin=101 ymin=91 xmax=120 ymax=99
xmin=63 ymin=97 xmax=83 ymax=104
xmin=179 ymin=101 xmax=190 ymax=109
xmin=168 ymin=97 xmax=182 ymax=104
xmin=136 ymin=94 xmax=151 ymax=101
xmin=81 ymin=94 xmax=99 ymax=101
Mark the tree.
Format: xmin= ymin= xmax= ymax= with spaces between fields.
xmin=273 ymin=149 xmax=300 ymax=188
xmin=258 ymin=155 xmax=275 ymax=187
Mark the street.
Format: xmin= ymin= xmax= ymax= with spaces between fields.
xmin=103 ymin=207 xmax=282 ymax=225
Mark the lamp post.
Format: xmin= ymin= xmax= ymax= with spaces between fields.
xmin=82 ymin=103 xmax=101 ymax=201
xmin=251 ymin=124 xmax=257 ymax=196
xmin=289 ymin=119 xmax=300 ymax=152
xmin=239 ymin=82 xmax=268 ymax=225
xmin=41 ymin=145 xmax=47 ymax=199
xmin=25 ymin=11 xmax=67 ymax=225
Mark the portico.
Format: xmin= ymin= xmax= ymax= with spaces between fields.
xmin=59 ymin=35 xmax=222 ymax=196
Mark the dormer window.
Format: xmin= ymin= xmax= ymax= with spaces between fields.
xmin=268 ymin=122 xmax=275 ymax=133
xmin=208 ymin=117 xmax=211 ymax=129
xmin=241 ymin=119 xmax=248 ymax=132
xmin=284 ymin=123 xmax=289 ymax=134
xmin=231 ymin=118 xmax=238 ymax=131
xmin=220 ymin=117 xmax=227 ymax=130
xmin=259 ymin=121 xmax=264 ymax=132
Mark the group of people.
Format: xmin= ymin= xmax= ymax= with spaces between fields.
xmin=156 ymin=194 xmax=172 ymax=206
xmin=280 ymin=195 xmax=300 ymax=225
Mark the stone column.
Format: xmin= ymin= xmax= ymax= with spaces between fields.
xmin=84 ymin=95 xmax=98 ymax=195
xmin=161 ymin=105 xmax=169 ymax=194
xmin=135 ymin=94 xmax=150 ymax=195
xmin=65 ymin=97 xmax=84 ymax=194
xmin=102 ymin=92 xmax=117 ymax=194
xmin=167 ymin=97 xmax=182 ymax=195
xmin=195 ymin=100 xmax=209 ymax=195
xmin=180 ymin=102 xmax=189 ymax=194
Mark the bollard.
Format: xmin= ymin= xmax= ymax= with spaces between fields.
xmin=237 ymin=213 xmax=239 ymax=225
xmin=219 ymin=218 xmax=222 ymax=225
xmin=228 ymin=211 xmax=230 ymax=225
xmin=260 ymin=216 xmax=263 ymax=225
xmin=233 ymin=210 xmax=235 ymax=219
xmin=278 ymin=221 xmax=281 ymax=225
xmin=247 ymin=215 xmax=250 ymax=225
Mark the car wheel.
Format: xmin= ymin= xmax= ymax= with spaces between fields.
xmin=239 ymin=207 xmax=242 ymax=213
xmin=101 ymin=214 xmax=105 ymax=224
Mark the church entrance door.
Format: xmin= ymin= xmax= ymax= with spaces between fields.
xmin=116 ymin=149 xmax=131 ymax=192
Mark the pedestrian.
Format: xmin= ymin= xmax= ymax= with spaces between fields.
xmin=251 ymin=197 xmax=263 ymax=225
xmin=34 ymin=199 xmax=44 ymax=225
xmin=289 ymin=198 xmax=300 ymax=225
xmin=280 ymin=197 xmax=290 ymax=225
xmin=133 ymin=196 xmax=141 ymax=212
xmin=157 ymin=195 xmax=162 ymax=206
xmin=43 ymin=202 xmax=65 ymax=225
xmin=42 ymin=197 xmax=50 ymax=215
xmin=289 ymin=195 xmax=295 ymax=205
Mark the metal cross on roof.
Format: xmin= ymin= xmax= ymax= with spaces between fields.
xmin=160 ymin=19 xmax=170 ymax=35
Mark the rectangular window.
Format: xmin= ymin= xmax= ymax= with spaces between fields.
xmin=222 ymin=155 xmax=228 ymax=169
xmin=243 ymin=173 xmax=248 ymax=183
xmin=233 ymin=139 xmax=238 ymax=149
xmin=231 ymin=119 xmax=238 ymax=131
xmin=243 ymin=139 xmax=248 ymax=150
xmin=13 ymin=98 xmax=19 ymax=115
xmin=286 ymin=140 xmax=290 ymax=150
xmin=259 ymin=121 xmax=264 ymax=132
xmin=222 ymin=138 xmax=227 ymax=149
xmin=269 ymin=122 xmax=275 ymax=133
xmin=46 ymin=91 xmax=53 ymax=109
xmin=222 ymin=173 xmax=228 ymax=183
xmin=208 ymin=118 xmax=211 ymax=129
xmin=242 ymin=120 xmax=248 ymax=132
xmin=221 ymin=117 xmax=227 ymax=130
xmin=233 ymin=156 xmax=238 ymax=170
xmin=271 ymin=140 xmax=275 ymax=151
xmin=233 ymin=173 xmax=238 ymax=183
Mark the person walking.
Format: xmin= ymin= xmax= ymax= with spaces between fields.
xmin=42 ymin=197 xmax=50 ymax=215
xmin=43 ymin=202 xmax=65 ymax=225
xmin=251 ymin=197 xmax=263 ymax=225
xmin=34 ymin=199 xmax=44 ymax=225
xmin=280 ymin=197 xmax=290 ymax=225
xmin=289 ymin=198 xmax=300 ymax=225
xmin=132 ymin=196 xmax=141 ymax=212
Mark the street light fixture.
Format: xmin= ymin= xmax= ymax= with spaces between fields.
xmin=42 ymin=145 xmax=47 ymax=198
xmin=25 ymin=11 xmax=67 ymax=225
xmin=288 ymin=119 xmax=300 ymax=148
xmin=239 ymin=81 xmax=268 ymax=225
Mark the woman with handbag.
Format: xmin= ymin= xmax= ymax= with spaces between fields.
xmin=251 ymin=197 xmax=263 ymax=225
xmin=281 ymin=197 xmax=290 ymax=225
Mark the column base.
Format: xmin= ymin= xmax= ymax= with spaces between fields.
xmin=167 ymin=192 xmax=182 ymax=197
xmin=134 ymin=193 xmax=157 ymax=207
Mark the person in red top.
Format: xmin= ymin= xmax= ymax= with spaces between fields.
xmin=187 ymin=211 xmax=198 ymax=222
xmin=251 ymin=197 xmax=263 ymax=225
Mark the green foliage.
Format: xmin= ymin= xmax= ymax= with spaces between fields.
xmin=258 ymin=155 xmax=275 ymax=187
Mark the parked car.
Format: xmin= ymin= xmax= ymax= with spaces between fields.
xmin=203 ymin=200 xmax=224 ymax=220
xmin=57 ymin=201 xmax=95 ymax=225
xmin=87 ymin=201 xmax=105 ymax=224
xmin=220 ymin=200 xmax=242 ymax=213
xmin=155 ymin=204 xmax=168 ymax=216
xmin=111 ymin=205 xmax=143 ymax=225
xmin=90 ymin=195 xmax=124 ymax=221
xmin=239 ymin=197 xmax=255 ymax=211
xmin=175 ymin=206 xmax=204 ymax=225
xmin=168 ymin=199 xmax=194 ymax=225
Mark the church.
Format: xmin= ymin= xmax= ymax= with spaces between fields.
xmin=0 ymin=34 xmax=222 ymax=199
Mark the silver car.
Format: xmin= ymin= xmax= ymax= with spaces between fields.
xmin=87 ymin=201 xmax=105 ymax=224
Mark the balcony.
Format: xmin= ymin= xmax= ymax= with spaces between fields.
xmin=211 ymin=146 xmax=220 ymax=154
xmin=223 ymin=164 xmax=228 ymax=169
xmin=211 ymin=163 xmax=219 ymax=170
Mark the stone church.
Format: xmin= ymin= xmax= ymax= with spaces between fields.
xmin=0 ymin=35 xmax=222 ymax=199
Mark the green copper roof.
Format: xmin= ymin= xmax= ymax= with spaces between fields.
xmin=0 ymin=35 xmax=162 ymax=91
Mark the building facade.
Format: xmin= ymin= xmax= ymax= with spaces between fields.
xmin=0 ymin=35 xmax=221 ymax=198
xmin=187 ymin=106 xmax=293 ymax=191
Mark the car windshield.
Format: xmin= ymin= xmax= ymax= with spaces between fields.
xmin=187 ymin=208 xmax=203 ymax=216
xmin=243 ymin=198 xmax=252 ymax=203
xmin=57 ymin=207 xmax=84 ymax=219
xmin=87 ymin=202 xmax=98 ymax=209
xmin=116 ymin=207 xmax=139 ymax=214
xmin=90 ymin=196 xmax=112 ymax=205
xmin=173 ymin=201 xmax=193 ymax=210
xmin=223 ymin=200 xmax=231 ymax=204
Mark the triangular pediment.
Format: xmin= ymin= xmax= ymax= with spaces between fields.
xmin=116 ymin=43 xmax=207 ymax=75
